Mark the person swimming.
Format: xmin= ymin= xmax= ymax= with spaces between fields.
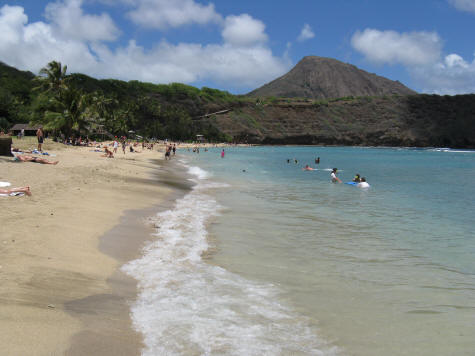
xmin=331 ymin=168 xmax=342 ymax=183
xmin=353 ymin=174 xmax=361 ymax=183
xmin=357 ymin=177 xmax=370 ymax=188
xmin=302 ymin=165 xmax=315 ymax=171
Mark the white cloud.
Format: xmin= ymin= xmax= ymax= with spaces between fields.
xmin=126 ymin=0 xmax=222 ymax=29
xmin=0 ymin=3 xmax=289 ymax=92
xmin=222 ymin=14 xmax=267 ymax=46
xmin=411 ymin=53 xmax=475 ymax=94
xmin=351 ymin=27 xmax=475 ymax=94
xmin=92 ymin=40 xmax=288 ymax=88
xmin=297 ymin=24 xmax=314 ymax=42
xmin=351 ymin=28 xmax=442 ymax=66
xmin=0 ymin=5 xmax=97 ymax=73
xmin=448 ymin=0 xmax=475 ymax=13
xmin=44 ymin=0 xmax=119 ymax=42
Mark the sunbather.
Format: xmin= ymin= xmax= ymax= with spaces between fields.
xmin=14 ymin=154 xmax=59 ymax=165
xmin=11 ymin=147 xmax=34 ymax=153
xmin=0 ymin=186 xmax=32 ymax=196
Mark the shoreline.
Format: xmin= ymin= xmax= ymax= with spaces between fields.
xmin=0 ymin=138 xmax=187 ymax=355
xmin=63 ymin=160 xmax=194 ymax=355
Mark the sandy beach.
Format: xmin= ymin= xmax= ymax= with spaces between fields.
xmin=0 ymin=137 xmax=182 ymax=355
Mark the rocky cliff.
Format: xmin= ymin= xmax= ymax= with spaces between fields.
xmin=208 ymin=95 xmax=475 ymax=148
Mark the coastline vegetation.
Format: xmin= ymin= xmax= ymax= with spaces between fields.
xmin=1 ymin=60 xmax=475 ymax=147
xmin=0 ymin=60 xmax=239 ymax=141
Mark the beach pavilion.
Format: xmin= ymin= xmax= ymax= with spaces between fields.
xmin=10 ymin=123 xmax=42 ymax=136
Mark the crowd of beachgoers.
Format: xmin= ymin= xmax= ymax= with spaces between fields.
xmin=1 ymin=126 xmax=238 ymax=197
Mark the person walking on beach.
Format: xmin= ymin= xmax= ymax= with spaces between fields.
xmin=331 ymin=168 xmax=342 ymax=183
xmin=113 ymin=138 xmax=119 ymax=154
xmin=173 ymin=144 xmax=176 ymax=155
xmin=165 ymin=145 xmax=172 ymax=160
xmin=36 ymin=127 xmax=44 ymax=151
xmin=121 ymin=138 xmax=126 ymax=154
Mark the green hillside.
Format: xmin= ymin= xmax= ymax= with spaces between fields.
xmin=1 ymin=60 xmax=474 ymax=148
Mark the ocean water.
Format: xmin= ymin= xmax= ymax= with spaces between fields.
xmin=123 ymin=146 xmax=475 ymax=356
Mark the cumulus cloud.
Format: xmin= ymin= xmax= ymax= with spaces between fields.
xmin=351 ymin=27 xmax=475 ymax=94
xmin=45 ymin=0 xmax=119 ymax=42
xmin=297 ymin=24 xmax=315 ymax=42
xmin=222 ymin=14 xmax=268 ymax=46
xmin=126 ymin=0 xmax=222 ymax=29
xmin=351 ymin=28 xmax=442 ymax=66
xmin=448 ymin=0 xmax=475 ymax=13
xmin=0 ymin=5 xmax=98 ymax=73
xmin=91 ymin=40 xmax=288 ymax=87
xmin=0 ymin=3 xmax=289 ymax=92
xmin=411 ymin=53 xmax=475 ymax=94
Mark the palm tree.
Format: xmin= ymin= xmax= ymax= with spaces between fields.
xmin=42 ymin=86 xmax=89 ymax=137
xmin=35 ymin=61 xmax=69 ymax=96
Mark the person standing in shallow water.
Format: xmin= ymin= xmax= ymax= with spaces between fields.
xmin=331 ymin=168 xmax=342 ymax=183
xmin=221 ymin=149 xmax=225 ymax=158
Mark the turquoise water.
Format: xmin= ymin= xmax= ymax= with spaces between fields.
xmin=178 ymin=146 xmax=475 ymax=356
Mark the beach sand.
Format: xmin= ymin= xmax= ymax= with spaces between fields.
xmin=0 ymin=138 xmax=181 ymax=355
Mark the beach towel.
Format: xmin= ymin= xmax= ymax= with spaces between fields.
xmin=0 ymin=181 xmax=11 ymax=187
xmin=0 ymin=192 xmax=25 ymax=197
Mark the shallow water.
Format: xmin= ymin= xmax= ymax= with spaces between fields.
xmin=124 ymin=146 xmax=475 ymax=356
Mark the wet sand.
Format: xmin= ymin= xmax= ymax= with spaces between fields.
xmin=0 ymin=138 xmax=187 ymax=355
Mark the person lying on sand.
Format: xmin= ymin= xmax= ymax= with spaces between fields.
xmin=0 ymin=186 xmax=32 ymax=196
xmin=11 ymin=147 xmax=34 ymax=153
xmin=14 ymin=155 xmax=59 ymax=165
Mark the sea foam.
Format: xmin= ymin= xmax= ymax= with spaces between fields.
xmin=122 ymin=164 xmax=336 ymax=356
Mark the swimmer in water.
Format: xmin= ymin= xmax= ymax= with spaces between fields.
xmin=357 ymin=177 xmax=370 ymax=188
xmin=353 ymin=174 xmax=361 ymax=183
xmin=331 ymin=168 xmax=342 ymax=183
xmin=302 ymin=165 xmax=315 ymax=171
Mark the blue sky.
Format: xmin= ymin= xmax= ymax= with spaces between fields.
xmin=1 ymin=0 xmax=475 ymax=95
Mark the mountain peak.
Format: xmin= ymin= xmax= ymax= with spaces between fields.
xmin=248 ymin=56 xmax=415 ymax=99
